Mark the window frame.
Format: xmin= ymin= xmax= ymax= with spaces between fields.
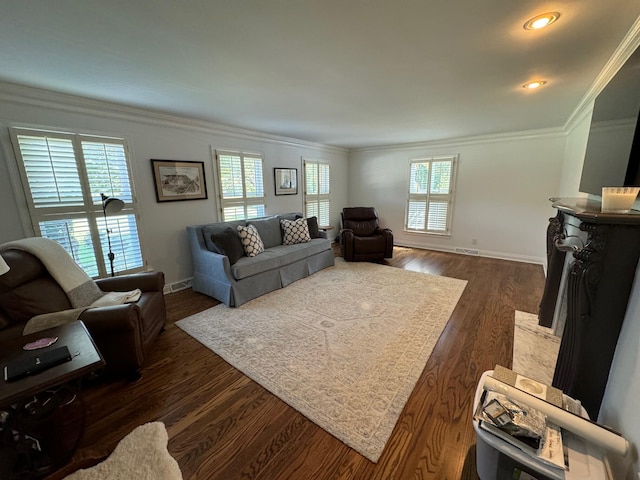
xmin=303 ymin=158 xmax=331 ymax=228
xmin=404 ymin=154 xmax=458 ymax=236
xmin=214 ymin=149 xmax=266 ymax=221
xmin=9 ymin=127 xmax=145 ymax=278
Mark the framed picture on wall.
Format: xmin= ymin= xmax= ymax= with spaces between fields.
xmin=151 ymin=159 xmax=208 ymax=202
xmin=274 ymin=168 xmax=298 ymax=195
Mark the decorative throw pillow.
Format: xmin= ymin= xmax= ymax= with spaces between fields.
xmin=210 ymin=227 xmax=245 ymax=265
xmin=306 ymin=216 xmax=320 ymax=238
xmin=237 ymin=224 xmax=265 ymax=257
xmin=280 ymin=218 xmax=311 ymax=245
xmin=295 ymin=214 xmax=320 ymax=238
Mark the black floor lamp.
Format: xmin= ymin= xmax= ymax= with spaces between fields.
xmin=101 ymin=193 xmax=124 ymax=277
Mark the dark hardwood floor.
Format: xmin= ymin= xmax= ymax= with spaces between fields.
xmin=49 ymin=246 xmax=545 ymax=480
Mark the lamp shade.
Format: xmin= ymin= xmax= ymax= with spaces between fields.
xmin=101 ymin=194 xmax=125 ymax=215
xmin=0 ymin=254 xmax=10 ymax=276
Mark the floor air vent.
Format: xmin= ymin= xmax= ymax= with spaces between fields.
xmin=164 ymin=279 xmax=193 ymax=294
xmin=455 ymin=248 xmax=480 ymax=256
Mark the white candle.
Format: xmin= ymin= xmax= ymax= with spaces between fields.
xmin=601 ymin=186 xmax=639 ymax=212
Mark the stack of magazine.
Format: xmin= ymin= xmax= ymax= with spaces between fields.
xmin=474 ymin=365 xmax=570 ymax=470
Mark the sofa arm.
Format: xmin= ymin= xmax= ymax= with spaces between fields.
xmin=81 ymin=304 xmax=145 ymax=374
xmin=96 ymin=271 xmax=165 ymax=293
xmin=195 ymin=249 xmax=236 ymax=283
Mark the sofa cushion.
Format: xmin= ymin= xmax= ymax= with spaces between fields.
xmin=281 ymin=218 xmax=311 ymax=245
xmin=248 ymin=217 xmax=282 ymax=248
xmin=237 ymin=224 xmax=265 ymax=257
xmin=209 ymin=228 xmax=245 ymax=265
xmin=352 ymin=235 xmax=387 ymax=253
xmin=231 ymin=238 xmax=331 ymax=280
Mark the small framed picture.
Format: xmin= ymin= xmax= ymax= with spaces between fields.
xmin=274 ymin=168 xmax=298 ymax=196
xmin=151 ymin=159 xmax=208 ymax=202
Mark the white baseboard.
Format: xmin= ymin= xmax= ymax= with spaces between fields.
xmin=394 ymin=242 xmax=545 ymax=265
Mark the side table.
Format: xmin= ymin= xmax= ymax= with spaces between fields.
xmin=0 ymin=321 xmax=105 ymax=478
xmin=319 ymin=225 xmax=338 ymax=243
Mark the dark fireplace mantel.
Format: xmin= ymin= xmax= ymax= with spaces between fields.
xmin=539 ymin=197 xmax=640 ymax=418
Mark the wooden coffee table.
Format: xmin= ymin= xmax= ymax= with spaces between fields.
xmin=0 ymin=321 xmax=105 ymax=477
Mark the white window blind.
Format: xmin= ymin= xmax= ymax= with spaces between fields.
xmin=304 ymin=159 xmax=330 ymax=227
xmin=10 ymin=128 xmax=144 ymax=277
xmin=215 ymin=150 xmax=265 ymax=221
xmin=405 ymin=155 xmax=457 ymax=235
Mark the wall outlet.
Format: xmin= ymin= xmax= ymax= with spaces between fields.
xmin=471 ymin=238 xmax=478 ymax=245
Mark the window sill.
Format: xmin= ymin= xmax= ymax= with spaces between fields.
xmin=403 ymin=229 xmax=451 ymax=238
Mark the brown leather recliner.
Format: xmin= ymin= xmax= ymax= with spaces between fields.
xmin=0 ymin=248 xmax=166 ymax=377
xmin=340 ymin=207 xmax=393 ymax=262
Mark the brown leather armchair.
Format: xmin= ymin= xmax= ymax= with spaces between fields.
xmin=340 ymin=207 xmax=393 ymax=262
xmin=0 ymin=249 xmax=166 ymax=377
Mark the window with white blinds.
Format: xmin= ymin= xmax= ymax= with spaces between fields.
xmin=303 ymin=159 xmax=331 ymax=227
xmin=405 ymin=155 xmax=457 ymax=235
xmin=10 ymin=128 xmax=144 ymax=277
xmin=215 ymin=150 xmax=265 ymax=221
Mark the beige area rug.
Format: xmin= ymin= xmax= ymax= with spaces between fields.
xmin=513 ymin=311 xmax=561 ymax=386
xmin=64 ymin=422 xmax=182 ymax=479
xmin=177 ymin=258 xmax=467 ymax=462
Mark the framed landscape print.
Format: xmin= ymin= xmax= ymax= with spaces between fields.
xmin=274 ymin=168 xmax=298 ymax=195
xmin=151 ymin=159 xmax=208 ymax=202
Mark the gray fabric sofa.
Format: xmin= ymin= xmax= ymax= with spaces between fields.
xmin=187 ymin=213 xmax=335 ymax=307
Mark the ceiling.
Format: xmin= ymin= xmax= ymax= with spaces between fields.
xmin=1 ymin=1 xmax=639 ymax=148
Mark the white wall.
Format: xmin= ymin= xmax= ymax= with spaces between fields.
xmin=0 ymin=84 xmax=349 ymax=287
xmin=599 ymin=270 xmax=640 ymax=479
xmin=561 ymin=105 xmax=640 ymax=479
xmin=348 ymin=132 xmax=566 ymax=264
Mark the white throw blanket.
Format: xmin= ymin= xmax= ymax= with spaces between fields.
xmin=0 ymin=237 xmax=142 ymax=334
xmin=23 ymin=289 xmax=142 ymax=335
xmin=90 ymin=290 xmax=141 ymax=307
xmin=0 ymin=237 xmax=104 ymax=308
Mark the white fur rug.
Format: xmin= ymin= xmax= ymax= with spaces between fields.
xmin=64 ymin=422 xmax=182 ymax=479
xmin=513 ymin=310 xmax=561 ymax=385
xmin=177 ymin=258 xmax=467 ymax=462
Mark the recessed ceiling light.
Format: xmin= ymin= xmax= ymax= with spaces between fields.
xmin=523 ymin=12 xmax=560 ymax=30
xmin=523 ymin=81 xmax=547 ymax=89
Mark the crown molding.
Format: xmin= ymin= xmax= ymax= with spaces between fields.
xmin=349 ymin=126 xmax=566 ymax=154
xmin=0 ymin=81 xmax=348 ymax=155
xmin=564 ymin=15 xmax=640 ymax=133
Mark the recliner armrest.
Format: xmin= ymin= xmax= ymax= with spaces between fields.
xmin=340 ymin=229 xmax=355 ymax=261
xmin=96 ymin=271 xmax=165 ymax=293
xmin=372 ymin=227 xmax=393 ymax=236
xmin=81 ymin=304 xmax=141 ymax=333
xmin=340 ymin=228 xmax=354 ymax=242
xmin=81 ymin=304 xmax=145 ymax=373
xmin=381 ymin=229 xmax=393 ymax=258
